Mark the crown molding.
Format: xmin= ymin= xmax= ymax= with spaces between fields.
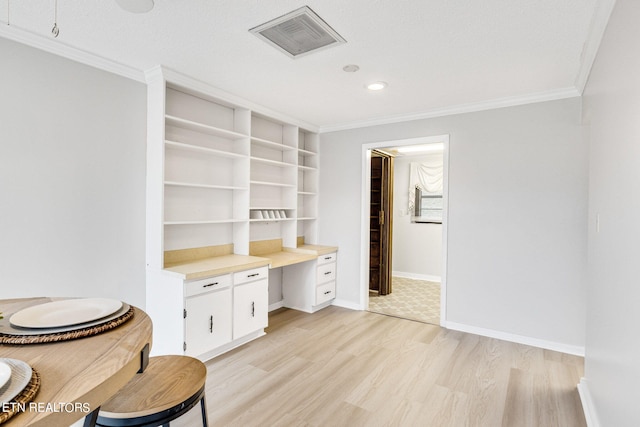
xmin=150 ymin=66 xmax=320 ymax=133
xmin=319 ymin=87 xmax=581 ymax=133
xmin=0 ymin=24 xmax=145 ymax=83
xmin=574 ymin=0 xmax=617 ymax=94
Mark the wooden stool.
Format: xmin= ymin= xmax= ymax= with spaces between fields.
xmin=95 ymin=355 xmax=208 ymax=427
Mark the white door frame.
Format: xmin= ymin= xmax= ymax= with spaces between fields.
xmin=360 ymin=135 xmax=450 ymax=326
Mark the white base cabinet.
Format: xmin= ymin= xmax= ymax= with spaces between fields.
xmin=185 ymin=286 xmax=232 ymax=357
xmin=147 ymin=266 xmax=268 ymax=361
xmin=232 ymin=267 xmax=269 ymax=338
xmin=282 ymin=252 xmax=337 ymax=313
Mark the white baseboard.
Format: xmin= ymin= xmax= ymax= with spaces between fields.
xmin=578 ymin=377 xmax=600 ymax=427
xmin=331 ymin=298 xmax=363 ymax=311
xmin=269 ymin=300 xmax=285 ymax=312
xmin=445 ymin=321 xmax=585 ymax=356
xmin=392 ymin=271 xmax=441 ymax=282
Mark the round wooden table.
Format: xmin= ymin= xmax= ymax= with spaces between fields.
xmin=0 ymin=298 xmax=152 ymax=427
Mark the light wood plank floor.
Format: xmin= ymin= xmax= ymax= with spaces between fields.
xmin=173 ymin=306 xmax=586 ymax=427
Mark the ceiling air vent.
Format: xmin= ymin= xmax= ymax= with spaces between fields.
xmin=250 ymin=6 xmax=346 ymax=58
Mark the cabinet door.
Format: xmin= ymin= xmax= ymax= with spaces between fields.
xmin=185 ymin=288 xmax=232 ymax=357
xmin=233 ymin=279 xmax=268 ymax=339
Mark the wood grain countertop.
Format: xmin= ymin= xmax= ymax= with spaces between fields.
xmin=0 ymin=297 xmax=152 ymax=427
xmin=164 ymin=254 xmax=271 ymax=280
xmin=162 ymin=241 xmax=338 ymax=279
xmin=260 ymin=250 xmax=318 ymax=269
xmin=293 ymin=245 xmax=339 ymax=256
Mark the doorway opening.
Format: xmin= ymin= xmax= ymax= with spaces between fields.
xmin=360 ymin=136 xmax=449 ymax=326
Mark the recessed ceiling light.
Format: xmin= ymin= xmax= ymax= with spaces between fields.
xmin=343 ymin=64 xmax=360 ymax=72
xmin=367 ymin=81 xmax=387 ymax=91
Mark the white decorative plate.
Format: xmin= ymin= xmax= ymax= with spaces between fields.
xmin=0 ymin=361 xmax=10 ymax=390
xmin=0 ymin=358 xmax=32 ymax=405
xmin=9 ymin=298 xmax=123 ymax=329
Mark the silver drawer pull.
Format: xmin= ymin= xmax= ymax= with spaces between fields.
xmin=324 ymin=290 xmax=332 ymax=295
xmin=203 ymin=282 xmax=218 ymax=288
xmin=324 ymin=256 xmax=332 ymax=260
xmin=251 ymin=301 xmax=255 ymax=317
xmin=247 ymin=273 xmax=259 ymax=278
xmin=324 ymin=271 xmax=332 ymax=275
xmin=209 ymin=315 xmax=213 ymax=333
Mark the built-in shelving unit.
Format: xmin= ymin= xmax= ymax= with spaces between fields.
xmin=146 ymin=66 xmax=320 ymax=267
xmin=145 ymin=66 xmax=327 ymax=360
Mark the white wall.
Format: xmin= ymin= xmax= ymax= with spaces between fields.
xmin=581 ymin=0 xmax=640 ymax=425
xmin=319 ymin=97 xmax=587 ymax=350
xmin=0 ymin=37 xmax=147 ymax=308
xmin=392 ymin=154 xmax=442 ymax=280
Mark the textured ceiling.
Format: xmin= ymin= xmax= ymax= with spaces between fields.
xmin=1 ymin=0 xmax=602 ymax=130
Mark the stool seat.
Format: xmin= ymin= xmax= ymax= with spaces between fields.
xmin=96 ymin=355 xmax=208 ymax=427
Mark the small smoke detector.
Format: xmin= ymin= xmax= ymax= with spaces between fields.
xmin=250 ymin=6 xmax=346 ymax=58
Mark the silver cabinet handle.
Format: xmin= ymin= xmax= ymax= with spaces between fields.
xmin=209 ymin=315 xmax=213 ymax=333
xmin=324 ymin=290 xmax=332 ymax=295
xmin=203 ymin=282 xmax=218 ymax=288
xmin=248 ymin=273 xmax=259 ymax=278
xmin=251 ymin=301 xmax=255 ymax=317
xmin=324 ymin=271 xmax=332 ymax=275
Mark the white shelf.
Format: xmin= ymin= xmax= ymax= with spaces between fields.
xmin=249 ymin=218 xmax=296 ymax=223
xmin=298 ymin=148 xmax=317 ymax=157
xmin=251 ymin=136 xmax=297 ymax=151
xmin=164 ymin=219 xmax=247 ymax=225
xmin=165 ymin=140 xmax=246 ymax=159
xmin=250 ymin=207 xmax=293 ymax=210
xmin=166 ymin=115 xmax=248 ymax=140
xmin=165 ymin=181 xmax=247 ymax=191
xmin=298 ymin=165 xmax=317 ymax=171
xmin=250 ymin=180 xmax=296 ymax=188
xmin=250 ymin=157 xmax=296 ymax=168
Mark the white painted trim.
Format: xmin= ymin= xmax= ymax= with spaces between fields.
xmin=320 ymin=87 xmax=580 ymax=133
xmin=360 ymin=135 xmax=450 ymax=326
xmin=392 ymin=271 xmax=441 ymax=282
xmin=0 ymin=25 xmax=145 ymax=82
xmin=578 ymin=377 xmax=601 ymax=427
xmin=440 ymin=136 xmax=450 ymax=328
xmin=445 ymin=321 xmax=585 ymax=356
xmin=360 ymin=147 xmax=373 ymax=311
xmin=332 ymin=298 xmax=364 ymax=311
xmin=574 ymin=0 xmax=617 ymax=94
xmin=268 ymin=300 xmax=285 ymax=312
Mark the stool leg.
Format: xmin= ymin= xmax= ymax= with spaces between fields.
xmin=200 ymin=395 xmax=209 ymax=427
xmin=83 ymin=408 xmax=99 ymax=427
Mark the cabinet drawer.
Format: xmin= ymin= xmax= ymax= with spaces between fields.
xmin=317 ymin=262 xmax=336 ymax=284
xmin=317 ymin=252 xmax=337 ymax=265
xmin=234 ymin=266 xmax=268 ymax=285
xmin=185 ymin=274 xmax=231 ymax=297
xmin=316 ymin=281 xmax=336 ymax=305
